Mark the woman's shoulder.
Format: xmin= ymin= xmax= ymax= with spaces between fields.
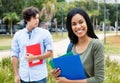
xmin=92 ymin=38 xmax=102 ymax=44
xmin=91 ymin=38 xmax=103 ymax=48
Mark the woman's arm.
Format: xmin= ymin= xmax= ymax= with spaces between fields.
xmin=56 ymin=77 xmax=87 ymax=83
xmin=86 ymin=40 xmax=104 ymax=83
xmin=50 ymin=68 xmax=87 ymax=83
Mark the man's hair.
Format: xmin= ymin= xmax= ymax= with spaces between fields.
xmin=22 ymin=6 xmax=40 ymax=24
xmin=66 ymin=8 xmax=98 ymax=44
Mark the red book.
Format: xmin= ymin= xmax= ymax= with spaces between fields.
xmin=26 ymin=43 xmax=43 ymax=67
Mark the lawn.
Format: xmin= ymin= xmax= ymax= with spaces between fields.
xmin=104 ymin=35 xmax=120 ymax=55
xmin=0 ymin=35 xmax=12 ymax=50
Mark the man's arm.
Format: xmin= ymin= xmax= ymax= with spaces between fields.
xmin=25 ymin=50 xmax=53 ymax=62
xmin=12 ymin=56 xmax=20 ymax=83
xmin=39 ymin=50 xmax=53 ymax=59
xmin=12 ymin=56 xmax=19 ymax=76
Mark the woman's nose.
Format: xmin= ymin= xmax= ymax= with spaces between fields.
xmin=76 ymin=24 xmax=81 ymax=28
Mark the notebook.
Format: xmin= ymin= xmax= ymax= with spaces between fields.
xmin=49 ymin=52 xmax=73 ymax=69
xmin=49 ymin=53 xmax=86 ymax=80
xmin=26 ymin=43 xmax=43 ymax=67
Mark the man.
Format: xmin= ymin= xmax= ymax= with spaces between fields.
xmin=11 ymin=6 xmax=53 ymax=83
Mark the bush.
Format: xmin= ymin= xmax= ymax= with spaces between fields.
xmin=0 ymin=57 xmax=56 ymax=83
xmin=104 ymin=57 xmax=120 ymax=83
xmin=0 ymin=56 xmax=120 ymax=82
xmin=0 ymin=57 xmax=14 ymax=83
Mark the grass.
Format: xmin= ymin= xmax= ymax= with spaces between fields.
xmin=0 ymin=46 xmax=11 ymax=50
xmin=0 ymin=32 xmax=68 ymax=50
xmin=0 ymin=35 xmax=12 ymax=50
xmin=51 ymin=32 xmax=68 ymax=42
xmin=104 ymin=35 xmax=120 ymax=55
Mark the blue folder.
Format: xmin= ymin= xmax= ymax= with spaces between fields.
xmin=49 ymin=52 xmax=73 ymax=69
xmin=52 ymin=54 xmax=86 ymax=80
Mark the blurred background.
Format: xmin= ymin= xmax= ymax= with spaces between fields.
xmin=0 ymin=0 xmax=120 ymax=36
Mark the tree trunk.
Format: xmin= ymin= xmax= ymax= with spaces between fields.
xmin=10 ymin=24 xmax=13 ymax=37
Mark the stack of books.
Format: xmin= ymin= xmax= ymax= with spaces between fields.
xmin=49 ymin=52 xmax=86 ymax=80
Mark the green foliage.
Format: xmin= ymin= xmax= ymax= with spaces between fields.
xmin=57 ymin=0 xmax=65 ymax=2
xmin=1 ymin=0 xmax=25 ymax=15
xmin=0 ymin=55 xmax=120 ymax=82
xmin=100 ymin=19 xmax=111 ymax=26
xmin=0 ymin=57 xmax=56 ymax=83
xmin=0 ymin=0 xmax=120 ymax=27
xmin=3 ymin=12 xmax=20 ymax=36
xmin=3 ymin=12 xmax=20 ymax=24
xmin=104 ymin=57 xmax=120 ymax=83
xmin=46 ymin=60 xmax=56 ymax=83
xmin=0 ymin=57 xmax=14 ymax=83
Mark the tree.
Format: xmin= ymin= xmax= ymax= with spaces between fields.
xmin=1 ymin=0 xmax=25 ymax=15
xmin=3 ymin=12 xmax=20 ymax=36
xmin=40 ymin=0 xmax=56 ymax=31
xmin=41 ymin=0 xmax=56 ymax=22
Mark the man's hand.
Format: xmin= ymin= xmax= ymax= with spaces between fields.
xmin=14 ymin=75 xmax=21 ymax=83
xmin=25 ymin=53 xmax=36 ymax=62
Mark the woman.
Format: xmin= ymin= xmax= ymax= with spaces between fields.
xmin=50 ymin=8 xmax=104 ymax=83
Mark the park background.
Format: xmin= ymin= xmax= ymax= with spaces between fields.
xmin=0 ymin=0 xmax=120 ymax=83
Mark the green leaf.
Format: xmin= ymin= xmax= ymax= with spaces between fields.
xmin=57 ymin=0 xmax=65 ymax=2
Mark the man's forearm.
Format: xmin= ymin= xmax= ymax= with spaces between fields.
xmin=37 ymin=50 xmax=53 ymax=60
xmin=12 ymin=56 xmax=19 ymax=76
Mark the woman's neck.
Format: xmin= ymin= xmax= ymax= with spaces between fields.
xmin=75 ymin=36 xmax=92 ymax=54
xmin=77 ymin=35 xmax=91 ymax=45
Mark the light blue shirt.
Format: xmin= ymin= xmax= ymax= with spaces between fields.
xmin=11 ymin=27 xmax=53 ymax=81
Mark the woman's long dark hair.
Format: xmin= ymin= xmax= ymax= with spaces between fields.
xmin=66 ymin=8 xmax=98 ymax=44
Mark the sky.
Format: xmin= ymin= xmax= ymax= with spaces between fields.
xmin=65 ymin=0 xmax=77 ymax=2
xmin=95 ymin=0 xmax=120 ymax=3
xmin=66 ymin=0 xmax=120 ymax=3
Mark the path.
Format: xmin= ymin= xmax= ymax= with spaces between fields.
xmin=0 ymin=50 xmax=10 ymax=61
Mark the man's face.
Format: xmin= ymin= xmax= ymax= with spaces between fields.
xmin=27 ymin=13 xmax=39 ymax=30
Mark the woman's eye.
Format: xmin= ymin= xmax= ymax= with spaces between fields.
xmin=79 ymin=21 xmax=83 ymax=24
xmin=72 ymin=23 xmax=76 ymax=26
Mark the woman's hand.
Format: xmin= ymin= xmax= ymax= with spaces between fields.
xmin=56 ymin=77 xmax=69 ymax=83
xmin=25 ymin=53 xmax=36 ymax=62
xmin=50 ymin=68 xmax=61 ymax=78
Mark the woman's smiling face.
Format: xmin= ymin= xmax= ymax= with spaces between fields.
xmin=71 ymin=14 xmax=88 ymax=38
